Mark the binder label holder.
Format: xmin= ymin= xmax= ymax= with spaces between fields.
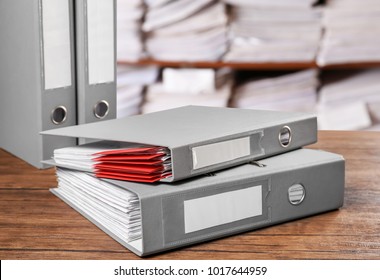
xmin=162 ymin=179 xmax=270 ymax=245
xmin=191 ymin=131 xmax=264 ymax=171
xmin=41 ymin=0 xmax=72 ymax=90
xmin=87 ymin=0 xmax=115 ymax=85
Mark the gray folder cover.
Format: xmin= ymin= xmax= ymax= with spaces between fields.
xmin=43 ymin=106 xmax=317 ymax=181
xmin=0 ymin=0 xmax=77 ymax=168
xmin=51 ymin=149 xmax=345 ymax=256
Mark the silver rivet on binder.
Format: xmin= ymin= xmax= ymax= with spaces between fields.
xmin=288 ymin=184 xmax=306 ymax=205
xmin=279 ymin=126 xmax=292 ymax=148
xmin=51 ymin=106 xmax=68 ymax=125
xmin=94 ymin=100 xmax=110 ymax=119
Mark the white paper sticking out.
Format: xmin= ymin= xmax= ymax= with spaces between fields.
xmin=87 ymin=0 xmax=115 ymax=85
xmin=184 ymin=185 xmax=262 ymax=233
xmin=42 ymin=0 xmax=72 ymax=90
xmin=192 ymin=137 xmax=251 ymax=170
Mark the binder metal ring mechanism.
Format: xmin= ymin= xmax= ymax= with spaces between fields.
xmin=42 ymin=106 xmax=319 ymax=183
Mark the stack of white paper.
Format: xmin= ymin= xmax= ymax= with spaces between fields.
xmin=223 ymin=0 xmax=322 ymax=62
xmin=117 ymin=0 xmax=144 ymax=61
xmin=231 ymin=69 xmax=318 ymax=112
xmin=317 ymin=0 xmax=380 ymax=66
xmin=55 ymin=168 xmax=142 ymax=244
xmin=117 ymin=65 xmax=159 ymax=117
xmin=143 ymin=0 xmax=228 ymax=61
xmin=142 ymin=68 xmax=233 ymax=113
xmin=318 ymin=69 xmax=380 ymax=130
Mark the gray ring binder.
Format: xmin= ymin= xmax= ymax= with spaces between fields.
xmin=0 ymin=0 xmax=78 ymax=169
xmin=42 ymin=106 xmax=318 ymax=181
xmin=50 ymin=148 xmax=345 ymax=256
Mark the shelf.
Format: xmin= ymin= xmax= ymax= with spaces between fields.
xmin=119 ymin=59 xmax=317 ymax=70
xmin=322 ymin=62 xmax=380 ymax=70
xmin=118 ymin=59 xmax=380 ymax=70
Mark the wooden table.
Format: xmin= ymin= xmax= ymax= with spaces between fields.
xmin=1 ymin=131 xmax=379 ymax=259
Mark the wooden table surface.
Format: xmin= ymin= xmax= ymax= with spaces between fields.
xmin=1 ymin=131 xmax=379 ymax=260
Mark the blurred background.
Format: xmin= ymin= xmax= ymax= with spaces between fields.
xmin=116 ymin=0 xmax=380 ymax=131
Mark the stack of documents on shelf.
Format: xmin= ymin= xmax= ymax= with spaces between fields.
xmin=143 ymin=0 xmax=228 ymax=61
xmin=142 ymin=68 xmax=233 ymax=113
xmin=231 ymin=69 xmax=318 ymax=112
xmin=43 ymin=106 xmax=346 ymax=256
xmin=117 ymin=0 xmax=144 ymax=61
xmin=117 ymin=65 xmax=159 ymax=117
xmin=317 ymin=0 xmax=380 ymax=66
xmin=223 ymin=0 xmax=322 ymax=62
xmin=318 ymin=69 xmax=380 ymax=130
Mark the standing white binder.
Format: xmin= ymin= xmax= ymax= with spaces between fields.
xmin=0 ymin=0 xmax=77 ymax=168
xmin=75 ymin=0 xmax=117 ymax=125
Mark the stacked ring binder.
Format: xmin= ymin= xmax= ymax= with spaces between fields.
xmin=52 ymin=149 xmax=344 ymax=256
xmin=43 ymin=106 xmax=345 ymax=256
xmin=44 ymin=106 xmax=318 ymax=181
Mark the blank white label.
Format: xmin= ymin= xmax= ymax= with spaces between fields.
xmin=87 ymin=0 xmax=115 ymax=85
xmin=42 ymin=0 xmax=72 ymax=90
xmin=192 ymin=137 xmax=251 ymax=170
xmin=184 ymin=186 xmax=262 ymax=233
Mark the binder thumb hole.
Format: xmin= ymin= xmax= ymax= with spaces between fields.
xmin=279 ymin=126 xmax=292 ymax=147
xmin=94 ymin=100 xmax=110 ymax=119
xmin=51 ymin=106 xmax=68 ymax=125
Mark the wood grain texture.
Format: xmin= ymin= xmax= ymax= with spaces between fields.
xmin=0 ymin=131 xmax=379 ymax=259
